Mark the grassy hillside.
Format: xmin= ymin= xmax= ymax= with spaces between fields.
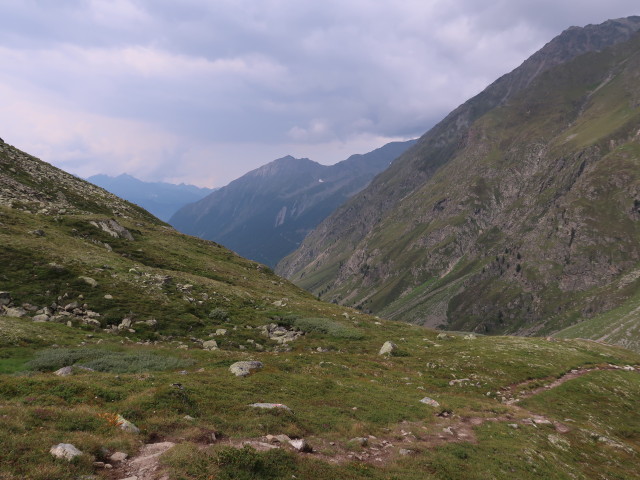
xmin=1 ymin=142 xmax=640 ymax=479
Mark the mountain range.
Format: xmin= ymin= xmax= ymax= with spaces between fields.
xmin=3 ymin=15 xmax=640 ymax=480
xmin=1 ymin=130 xmax=640 ymax=480
xmin=87 ymin=173 xmax=215 ymax=222
xmin=277 ymin=16 xmax=640 ymax=349
xmin=169 ymin=140 xmax=415 ymax=267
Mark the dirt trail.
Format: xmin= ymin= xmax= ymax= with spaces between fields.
xmin=501 ymin=363 xmax=638 ymax=405
xmin=109 ymin=363 xmax=639 ymax=478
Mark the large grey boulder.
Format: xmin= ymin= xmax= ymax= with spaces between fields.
xmin=54 ymin=366 xmax=73 ymax=377
xmin=378 ymin=341 xmax=397 ymax=355
xmin=4 ymin=307 xmax=27 ymax=318
xmin=50 ymin=443 xmax=83 ymax=460
xmin=230 ymin=361 xmax=263 ymax=377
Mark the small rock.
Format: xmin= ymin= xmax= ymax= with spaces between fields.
xmin=184 ymin=415 xmax=195 ymax=421
xmin=289 ymin=438 xmax=312 ymax=452
xmin=54 ymin=366 xmax=73 ymax=377
xmin=419 ymin=397 xmax=440 ymax=407
xmin=30 ymin=229 xmax=46 ymax=236
xmin=79 ymin=276 xmax=98 ymax=288
xmin=32 ymin=314 xmax=50 ymax=322
xmin=508 ymin=424 xmax=519 ymax=429
xmin=230 ymin=361 xmax=263 ymax=377
xmin=249 ymin=403 xmax=291 ymax=411
xmin=378 ymin=341 xmax=397 ymax=355
xmin=463 ymin=334 xmax=477 ymax=340
xmin=115 ymin=414 xmax=139 ymax=433
xmin=436 ymin=333 xmax=448 ymax=339
xmin=104 ymin=294 xmax=113 ymax=300
xmin=349 ymin=437 xmax=368 ymax=447
xmin=93 ymin=461 xmax=105 ymax=468
xmin=50 ymin=443 xmax=83 ymax=460
xmin=215 ymin=328 xmax=227 ymax=336
xmin=109 ymin=451 xmax=128 ymax=462
xmin=202 ymin=340 xmax=219 ymax=351
xmin=398 ymin=448 xmax=413 ymax=456
xmin=0 ymin=292 xmax=11 ymax=306
xmin=275 ymin=434 xmax=291 ymax=443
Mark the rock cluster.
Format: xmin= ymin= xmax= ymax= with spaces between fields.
xmin=0 ymin=292 xmax=102 ymax=327
xmin=259 ymin=323 xmax=304 ymax=344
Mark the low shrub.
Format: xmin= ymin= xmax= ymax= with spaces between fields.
xmin=280 ymin=317 xmax=364 ymax=340
xmin=27 ymin=348 xmax=192 ymax=373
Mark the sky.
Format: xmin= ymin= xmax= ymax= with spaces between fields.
xmin=0 ymin=1 xmax=638 ymax=187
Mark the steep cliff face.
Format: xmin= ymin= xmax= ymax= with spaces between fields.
xmin=170 ymin=140 xmax=414 ymax=267
xmin=278 ymin=18 xmax=640 ymax=337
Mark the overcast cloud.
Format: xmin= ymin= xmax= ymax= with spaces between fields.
xmin=0 ymin=1 xmax=637 ymax=187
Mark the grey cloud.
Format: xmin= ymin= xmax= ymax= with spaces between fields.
xmin=0 ymin=1 xmax=637 ymax=186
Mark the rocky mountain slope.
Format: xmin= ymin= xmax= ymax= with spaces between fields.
xmin=88 ymin=173 xmax=215 ymax=222
xmin=170 ymin=140 xmax=415 ymax=267
xmin=278 ymin=17 xmax=640 ymax=346
xmin=2 ymin=138 xmax=640 ymax=480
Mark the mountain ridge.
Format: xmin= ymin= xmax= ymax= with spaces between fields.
xmin=278 ymin=17 xmax=640 ymax=347
xmin=170 ymin=140 xmax=415 ymax=266
xmin=87 ymin=173 xmax=215 ymax=222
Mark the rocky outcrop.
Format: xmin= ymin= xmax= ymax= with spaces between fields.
xmin=0 ymin=142 xmax=158 ymax=221
xmin=259 ymin=323 xmax=304 ymax=344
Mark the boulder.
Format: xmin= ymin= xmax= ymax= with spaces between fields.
xmin=378 ymin=341 xmax=397 ymax=355
xmin=249 ymin=403 xmax=291 ymax=411
xmin=419 ymin=397 xmax=440 ymax=407
xmin=115 ymin=414 xmax=140 ymax=433
xmin=289 ymin=438 xmax=312 ymax=452
xmin=202 ymin=340 xmax=218 ymax=351
xmin=230 ymin=361 xmax=263 ymax=377
xmin=79 ymin=276 xmax=98 ymax=288
xmin=50 ymin=443 xmax=83 ymax=461
xmin=0 ymin=292 xmax=12 ymax=306
xmin=54 ymin=366 xmax=73 ymax=377
xmin=109 ymin=452 xmax=128 ymax=462
xmin=89 ymin=219 xmax=134 ymax=241
xmin=118 ymin=317 xmax=132 ymax=330
xmin=4 ymin=307 xmax=27 ymax=318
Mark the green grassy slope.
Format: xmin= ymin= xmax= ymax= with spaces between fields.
xmin=1 ymin=139 xmax=640 ymax=479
